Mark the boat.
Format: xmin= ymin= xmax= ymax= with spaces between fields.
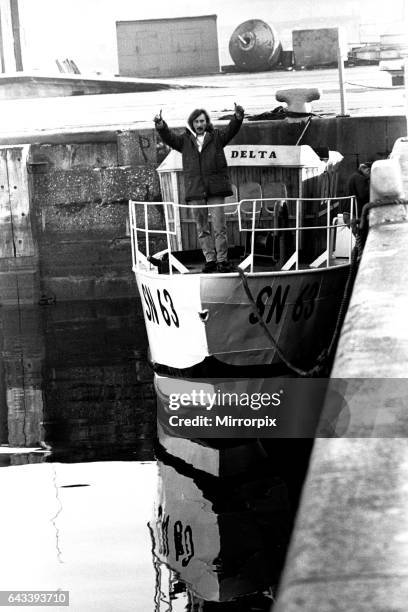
xmin=129 ymin=143 xmax=355 ymax=378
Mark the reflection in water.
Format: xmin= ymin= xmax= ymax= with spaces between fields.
xmin=0 ymin=299 xmax=156 ymax=464
xmin=0 ymin=461 xmax=159 ymax=612
xmin=0 ymin=298 xmax=313 ymax=610
xmin=150 ymin=431 xmax=312 ymax=609
xmin=0 ymin=307 xmax=45 ymax=450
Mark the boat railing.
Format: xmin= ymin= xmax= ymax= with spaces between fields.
xmin=237 ymin=196 xmax=356 ymax=272
xmin=129 ymin=196 xmax=356 ymax=275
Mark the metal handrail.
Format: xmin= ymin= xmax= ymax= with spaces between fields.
xmin=129 ymin=196 xmax=356 ymax=274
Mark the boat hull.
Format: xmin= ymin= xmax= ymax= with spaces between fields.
xmin=135 ymin=264 xmax=349 ymax=376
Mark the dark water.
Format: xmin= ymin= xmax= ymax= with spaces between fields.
xmin=0 ymin=299 xmax=312 ymax=611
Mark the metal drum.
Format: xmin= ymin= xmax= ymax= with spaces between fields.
xmin=229 ymin=19 xmax=282 ymax=71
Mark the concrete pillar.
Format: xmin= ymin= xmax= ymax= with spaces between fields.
xmin=9 ymin=0 xmax=22 ymax=71
xmin=274 ymin=146 xmax=408 ymax=611
xmin=0 ymin=146 xmax=39 ymax=304
xmin=0 ymin=0 xmax=22 ymax=72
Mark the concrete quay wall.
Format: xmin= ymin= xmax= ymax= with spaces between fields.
xmin=0 ymin=74 xmax=178 ymax=101
xmin=29 ymin=135 xmax=163 ymax=302
xmin=274 ymin=160 xmax=408 ymax=610
xmin=0 ymin=113 xmax=405 ymax=303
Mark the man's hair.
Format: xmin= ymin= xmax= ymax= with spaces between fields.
xmin=188 ymin=108 xmax=213 ymax=132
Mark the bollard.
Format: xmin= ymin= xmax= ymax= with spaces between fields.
xmin=275 ymin=88 xmax=321 ymax=114
xmin=370 ymin=158 xmax=404 ymax=201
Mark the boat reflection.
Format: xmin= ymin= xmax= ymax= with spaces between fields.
xmin=150 ymin=372 xmax=316 ymax=608
xmin=150 ymin=430 xmax=311 ymax=608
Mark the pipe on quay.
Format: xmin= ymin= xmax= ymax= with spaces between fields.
xmin=273 ymin=142 xmax=408 ymax=611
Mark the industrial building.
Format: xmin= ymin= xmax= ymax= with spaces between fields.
xmin=116 ymin=15 xmax=220 ymax=78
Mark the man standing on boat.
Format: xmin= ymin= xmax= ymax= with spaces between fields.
xmin=347 ymin=162 xmax=372 ymax=218
xmin=154 ymin=104 xmax=245 ymax=273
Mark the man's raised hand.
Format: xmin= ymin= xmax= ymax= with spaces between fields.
xmin=234 ymin=103 xmax=245 ymax=120
xmin=154 ymin=109 xmax=164 ymax=128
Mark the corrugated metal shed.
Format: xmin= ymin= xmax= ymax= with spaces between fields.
xmin=116 ymin=15 xmax=220 ymax=78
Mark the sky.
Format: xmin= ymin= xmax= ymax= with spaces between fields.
xmin=17 ymin=0 xmax=408 ymax=74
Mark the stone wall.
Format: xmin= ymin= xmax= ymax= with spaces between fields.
xmin=29 ymin=131 xmax=163 ymax=302
xmin=0 ymin=299 xmax=155 ymax=462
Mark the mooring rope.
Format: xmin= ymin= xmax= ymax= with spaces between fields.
xmin=238 ymin=267 xmax=312 ymax=376
xmin=237 ymin=245 xmax=362 ymax=377
xmin=359 ymin=198 xmax=408 ymax=240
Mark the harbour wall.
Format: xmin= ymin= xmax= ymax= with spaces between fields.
xmin=0 ymin=113 xmax=405 ymax=304
xmin=0 ymin=299 xmax=154 ymax=461
xmin=274 ymin=164 xmax=408 ymax=610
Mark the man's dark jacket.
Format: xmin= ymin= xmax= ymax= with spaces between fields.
xmin=347 ymin=169 xmax=370 ymax=216
xmin=156 ymin=116 xmax=243 ymax=201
